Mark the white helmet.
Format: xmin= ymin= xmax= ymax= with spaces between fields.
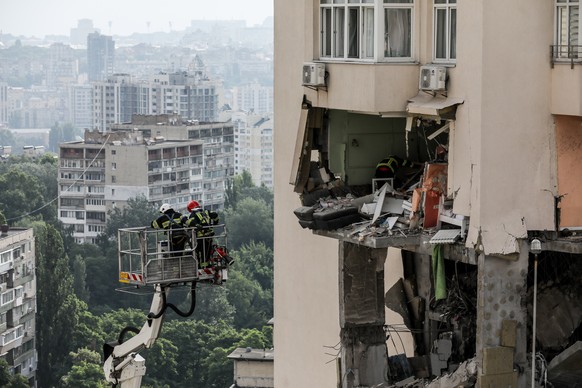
xmin=159 ymin=203 xmax=172 ymax=213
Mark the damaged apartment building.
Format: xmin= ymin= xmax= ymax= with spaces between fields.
xmin=274 ymin=1 xmax=582 ymax=388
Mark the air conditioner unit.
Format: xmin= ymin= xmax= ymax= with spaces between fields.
xmin=302 ymin=62 xmax=326 ymax=87
xmin=419 ymin=65 xmax=447 ymax=91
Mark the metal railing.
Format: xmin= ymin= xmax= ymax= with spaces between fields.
xmin=551 ymin=45 xmax=582 ymax=68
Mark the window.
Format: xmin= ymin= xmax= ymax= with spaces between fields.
xmin=433 ymin=0 xmax=456 ymax=62
xmin=384 ymin=0 xmax=413 ymax=58
xmin=555 ymin=0 xmax=581 ymax=59
xmin=320 ymin=0 xmax=413 ymax=61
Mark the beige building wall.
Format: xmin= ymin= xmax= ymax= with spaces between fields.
xmin=274 ymin=1 xmax=341 ymax=387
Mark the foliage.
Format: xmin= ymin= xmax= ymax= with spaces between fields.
xmin=99 ymin=195 xmax=158 ymax=244
xmin=34 ymin=222 xmax=82 ymax=387
xmin=59 ymin=349 xmax=108 ymax=388
xmin=226 ymin=271 xmax=273 ymax=329
xmin=224 ymin=196 xmax=273 ymax=249
xmin=0 ymin=168 xmax=47 ymax=223
xmin=0 ymin=359 xmax=29 ymax=388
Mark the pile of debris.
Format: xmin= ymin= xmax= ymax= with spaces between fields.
xmin=293 ymin=162 xmax=469 ymax=244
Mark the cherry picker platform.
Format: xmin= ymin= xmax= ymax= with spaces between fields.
xmin=117 ymin=224 xmax=231 ymax=287
xmin=103 ymin=224 xmax=233 ymax=387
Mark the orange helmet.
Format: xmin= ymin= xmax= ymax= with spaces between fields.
xmin=187 ymin=200 xmax=200 ymax=212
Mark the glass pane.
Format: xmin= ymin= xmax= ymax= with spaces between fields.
xmin=334 ymin=7 xmax=345 ymax=57
xmin=320 ymin=0 xmax=332 ymax=3
xmin=450 ymin=8 xmax=456 ymax=59
xmin=434 ymin=0 xmax=446 ymax=3
xmin=363 ymin=7 xmax=375 ymax=58
xmin=435 ymin=9 xmax=447 ymax=59
xmin=449 ymin=0 xmax=456 ymax=3
xmin=384 ymin=8 xmax=412 ymax=57
xmin=384 ymin=0 xmax=412 ymax=3
xmin=322 ymin=8 xmax=332 ymax=56
xmin=334 ymin=0 xmax=346 ymax=3
xmin=348 ymin=7 xmax=360 ymax=58
xmin=570 ymin=5 xmax=579 ymax=45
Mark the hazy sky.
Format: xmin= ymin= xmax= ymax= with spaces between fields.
xmin=0 ymin=0 xmax=274 ymax=37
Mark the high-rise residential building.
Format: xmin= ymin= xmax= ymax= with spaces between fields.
xmin=232 ymin=82 xmax=273 ymax=114
xmin=229 ymin=111 xmax=273 ymax=188
xmin=0 ymin=82 xmax=7 ymax=127
xmin=87 ymin=32 xmax=115 ymax=82
xmin=46 ymin=43 xmax=78 ymax=88
xmin=58 ymin=116 xmax=234 ymax=244
xmin=92 ymin=70 xmax=220 ymax=132
xmin=274 ymin=1 xmax=582 ymax=387
xmin=0 ymin=227 xmax=37 ymax=386
xmin=68 ymin=84 xmax=93 ymax=130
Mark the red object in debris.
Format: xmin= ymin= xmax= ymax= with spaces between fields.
xmin=423 ymin=190 xmax=440 ymax=228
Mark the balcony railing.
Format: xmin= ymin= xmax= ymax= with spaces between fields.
xmin=551 ymin=45 xmax=582 ymax=68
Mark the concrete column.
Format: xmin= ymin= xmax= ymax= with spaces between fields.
xmin=476 ymin=240 xmax=529 ymax=385
xmin=339 ymin=241 xmax=389 ymax=388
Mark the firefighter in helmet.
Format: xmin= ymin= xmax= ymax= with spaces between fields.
xmin=151 ymin=203 xmax=188 ymax=256
xmin=182 ymin=200 xmax=219 ymax=265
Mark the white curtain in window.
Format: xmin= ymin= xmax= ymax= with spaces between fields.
xmin=384 ymin=8 xmax=411 ymax=57
xmin=363 ymin=7 xmax=375 ymax=58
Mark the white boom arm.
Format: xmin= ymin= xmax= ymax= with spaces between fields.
xmin=103 ymin=285 xmax=168 ymax=387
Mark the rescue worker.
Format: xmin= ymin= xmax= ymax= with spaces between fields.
xmin=375 ymin=155 xmax=415 ymax=190
xmin=182 ymin=200 xmax=220 ymax=265
xmin=151 ymin=203 xmax=189 ymax=256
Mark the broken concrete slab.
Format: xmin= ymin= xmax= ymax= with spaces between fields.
xmin=548 ymin=341 xmax=582 ymax=387
xmin=425 ymin=358 xmax=478 ymax=388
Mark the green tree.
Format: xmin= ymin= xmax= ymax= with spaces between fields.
xmin=235 ymin=242 xmax=274 ymax=290
xmin=191 ymin=285 xmax=235 ymax=325
xmin=35 ymin=222 xmax=82 ymax=387
xmin=71 ymin=254 xmax=90 ymax=302
xmin=99 ymin=195 xmax=158 ymax=244
xmin=0 ymin=359 xmax=29 ymax=388
xmin=59 ymin=349 xmax=108 ymax=388
xmin=0 ymin=169 xmax=46 ymax=223
xmin=224 ymin=196 xmax=273 ymax=249
xmin=226 ymin=271 xmax=273 ymax=329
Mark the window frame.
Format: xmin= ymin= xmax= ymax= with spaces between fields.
xmin=554 ymin=0 xmax=581 ymax=60
xmin=319 ymin=0 xmax=415 ymax=63
xmin=433 ymin=0 xmax=457 ymax=63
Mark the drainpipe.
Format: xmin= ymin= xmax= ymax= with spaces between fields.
xmin=530 ymin=238 xmax=542 ymax=388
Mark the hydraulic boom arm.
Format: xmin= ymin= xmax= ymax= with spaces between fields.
xmin=103 ymin=285 xmax=168 ymax=387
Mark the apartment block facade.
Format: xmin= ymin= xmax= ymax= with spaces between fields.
xmin=230 ymin=111 xmax=274 ymax=188
xmin=0 ymin=228 xmax=37 ymax=386
xmin=92 ymin=71 xmax=220 ymax=132
xmin=275 ymin=1 xmax=582 ymax=387
xmin=87 ymin=32 xmax=115 ymax=82
xmin=58 ymin=118 xmax=234 ymax=244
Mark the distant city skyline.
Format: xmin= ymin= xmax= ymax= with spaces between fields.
xmin=0 ymin=0 xmax=273 ymax=38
